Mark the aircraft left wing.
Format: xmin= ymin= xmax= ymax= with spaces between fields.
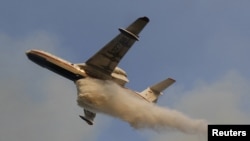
xmin=85 ymin=17 xmax=149 ymax=78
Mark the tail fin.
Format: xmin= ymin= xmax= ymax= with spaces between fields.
xmin=139 ymin=78 xmax=175 ymax=103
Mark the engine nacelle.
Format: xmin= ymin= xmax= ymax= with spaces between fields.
xmin=75 ymin=63 xmax=129 ymax=86
xmin=111 ymin=67 xmax=129 ymax=86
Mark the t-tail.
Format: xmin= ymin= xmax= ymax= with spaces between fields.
xmin=139 ymin=78 xmax=175 ymax=103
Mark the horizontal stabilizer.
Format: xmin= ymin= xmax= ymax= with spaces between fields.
xmin=150 ymin=78 xmax=175 ymax=94
xmin=140 ymin=78 xmax=175 ymax=103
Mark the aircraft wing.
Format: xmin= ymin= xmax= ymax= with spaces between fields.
xmin=85 ymin=17 xmax=149 ymax=77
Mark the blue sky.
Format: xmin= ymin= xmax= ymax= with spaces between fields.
xmin=1 ymin=0 xmax=250 ymax=141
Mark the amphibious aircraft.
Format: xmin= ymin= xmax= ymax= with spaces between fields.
xmin=26 ymin=17 xmax=175 ymax=125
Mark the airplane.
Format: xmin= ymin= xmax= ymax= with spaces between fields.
xmin=26 ymin=16 xmax=175 ymax=125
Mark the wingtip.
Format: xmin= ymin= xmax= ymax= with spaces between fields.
xmin=168 ymin=77 xmax=176 ymax=83
xmin=139 ymin=16 xmax=150 ymax=22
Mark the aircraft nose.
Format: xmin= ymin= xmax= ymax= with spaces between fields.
xmin=25 ymin=50 xmax=32 ymax=56
xmin=25 ymin=50 xmax=37 ymax=58
xmin=25 ymin=50 xmax=39 ymax=60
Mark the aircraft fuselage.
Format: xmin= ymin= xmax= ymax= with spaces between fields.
xmin=26 ymin=49 xmax=87 ymax=81
xmin=26 ymin=49 xmax=129 ymax=86
xmin=26 ymin=49 xmax=149 ymax=101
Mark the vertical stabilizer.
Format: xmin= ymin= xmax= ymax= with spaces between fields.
xmin=140 ymin=78 xmax=175 ymax=103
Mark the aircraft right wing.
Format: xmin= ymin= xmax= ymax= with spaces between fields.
xmin=85 ymin=17 xmax=149 ymax=79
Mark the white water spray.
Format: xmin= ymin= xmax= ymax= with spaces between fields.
xmin=76 ymin=78 xmax=207 ymax=134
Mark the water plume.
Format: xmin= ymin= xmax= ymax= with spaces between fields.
xmin=76 ymin=78 xmax=207 ymax=134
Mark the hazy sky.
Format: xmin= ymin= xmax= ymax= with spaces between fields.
xmin=1 ymin=0 xmax=250 ymax=141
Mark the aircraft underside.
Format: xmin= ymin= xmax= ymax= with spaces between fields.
xmin=26 ymin=16 xmax=176 ymax=126
xmin=27 ymin=52 xmax=84 ymax=81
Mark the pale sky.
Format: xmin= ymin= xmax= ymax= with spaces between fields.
xmin=1 ymin=0 xmax=250 ymax=141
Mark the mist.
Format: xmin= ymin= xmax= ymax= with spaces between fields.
xmin=76 ymin=77 xmax=207 ymax=134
